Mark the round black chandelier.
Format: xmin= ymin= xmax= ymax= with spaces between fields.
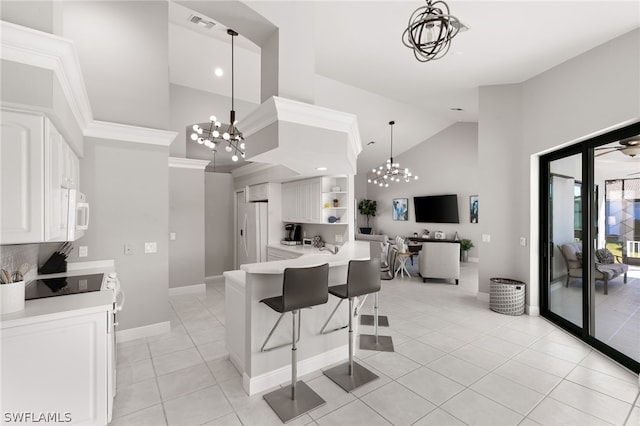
xmin=368 ymin=121 xmax=418 ymax=187
xmin=402 ymin=0 xmax=465 ymax=62
xmin=191 ymin=29 xmax=245 ymax=162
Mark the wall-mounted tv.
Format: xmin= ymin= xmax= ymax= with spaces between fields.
xmin=413 ymin=194 xmax=460 ymax=223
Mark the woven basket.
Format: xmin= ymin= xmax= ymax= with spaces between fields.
xmin=489 ymin=278 xmax=525 ymax=315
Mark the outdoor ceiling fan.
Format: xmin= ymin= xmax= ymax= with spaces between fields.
xmin=595 ymin=136 xmax=640 ymax=157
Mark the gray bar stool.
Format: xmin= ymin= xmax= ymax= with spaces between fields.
xmin=261 ymin=263 xmax=329 ymax=423
xmin=322 ymin=259 xmax=380 ymax=392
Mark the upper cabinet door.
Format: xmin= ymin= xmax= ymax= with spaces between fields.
xmin=0 ymin=110 xmax=45 ymax=244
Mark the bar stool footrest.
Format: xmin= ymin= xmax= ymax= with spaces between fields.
xmin=263 ymin=381 xmax=325 ymax=423
xmin=359 ymin=334 xmax=395 ymax=352
xmin=360 ymin=314 xmax=389 ymax=327
xmin=323 ymin=361 xmax=379 ymax=392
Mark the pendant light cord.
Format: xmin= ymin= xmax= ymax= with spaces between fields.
xmin=389 ymin=120 xmax=395 ymax=164
xmin=231 ymin=31 xmax=235 ymax=112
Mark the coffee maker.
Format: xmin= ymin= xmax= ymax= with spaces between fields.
xmin=283 ymin=224 xmax=302 ymax=245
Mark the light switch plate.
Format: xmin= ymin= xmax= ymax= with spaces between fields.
xmin=124 ymin=244 xmax=133 ymax=255
xmin=482 ymin=234 xmax=491 ymax=243
xmin=520 ymin=237 xmax=527 ymax=246
xmin=169 ymin=232 xmax=176 ymax=241
xmin=79 ymin=246 xmax=88 ymax=257
xmin=145 ymin=242 xmax=157 ymax=254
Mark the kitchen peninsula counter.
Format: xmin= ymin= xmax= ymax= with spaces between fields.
xmin=225 ymin=241 xmax=370 ymax=395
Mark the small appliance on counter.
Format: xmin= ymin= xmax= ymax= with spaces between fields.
xmin=281 ymin=223 xmax=302 ymax=245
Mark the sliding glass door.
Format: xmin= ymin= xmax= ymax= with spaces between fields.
xmin=540 ymin=122 xmax=640 ymax=374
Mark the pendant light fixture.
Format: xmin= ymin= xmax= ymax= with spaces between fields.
xmin=368 ymin=121 xmax=418 ymax=187
xmin=191 ymin=29 xmax=245 ymax=162
xmin=402 ymin=0 xmax=467 ymax=62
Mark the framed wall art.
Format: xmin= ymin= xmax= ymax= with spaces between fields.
xmin=470 ymin=195 xmax=478 ymax=223
xmin=392 ymin=198 xmax=408 ymax=221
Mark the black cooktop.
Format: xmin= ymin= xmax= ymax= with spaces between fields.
xmin=25 ymin=273 xmax=104 ymax=300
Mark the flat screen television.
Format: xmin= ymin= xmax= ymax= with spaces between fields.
xmin=413 ymin=194 xmax=460 ymax=223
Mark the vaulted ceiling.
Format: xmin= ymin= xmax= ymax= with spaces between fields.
xmin=169 ymin=1 xmax=640 ymax=173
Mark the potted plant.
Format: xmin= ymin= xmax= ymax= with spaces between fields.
xmin=333 ymin=198 xmax=339 ymax=207
xmin=358 ymin=199 xmax=377 ymax=234
xmin=460 ymin=238 xmax=474 ymax=262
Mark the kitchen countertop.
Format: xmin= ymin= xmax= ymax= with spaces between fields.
xmin=242 ymin=240 xmax=370 ymax=274
xmin=267 ymin=243 xmax=333 ymax=255
xmin=1 ymin=260 xmax=116 ymax=329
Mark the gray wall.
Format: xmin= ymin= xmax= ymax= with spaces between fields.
xmin=66 ymin=137 xmax=169 ymax=331
xmin=60 ymin=1 xmax=170 ymax=129
xmin=205 ymin=172 xmax=234 ymax=277
xmin=478 ymin=29 xmax=640 ymax=310
xmin=365 ymin=122 xmax=480 ymax=259
xmin=0 ymin=1 xmax=61 ymax=34
xmin=169 ymin=167 xmax=205 ymax=288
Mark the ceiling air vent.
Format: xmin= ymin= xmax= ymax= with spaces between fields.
xmin=188 ymin=14 xmax=216 ymax=30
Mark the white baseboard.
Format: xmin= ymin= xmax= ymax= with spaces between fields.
xmin=168 ymin=283 xmax=206 ymax=296
xmin=116 ymin=321 xmax=170 ymax=343
xmin=477 ymin=291 xmax=490 ymax=302
xmin=243 ymin=345 xmax=348 ymax=395
xmin=526 ymin=305 xmax=540 ymax=316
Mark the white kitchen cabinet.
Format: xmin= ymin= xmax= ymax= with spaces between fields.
xmin=1 ymin=310 xmax=111 ymax=425
xmin=281 ymin=178 xmax=322 ymax=223
xmin=1 ymin=108 xmax=79 ymax=243
xmin=245 ymin=182 xmax=269 ymax=202
xmin=1 ymin=110 xmax=46 ymax=243
xmin=281 ymin=181 xmax=300 ymax=222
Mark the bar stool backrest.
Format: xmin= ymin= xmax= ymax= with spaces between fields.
xmin=346 ymin=258 xmax=381 ymax=297
xmin=282 ymin=263 xmax=329 ymax=312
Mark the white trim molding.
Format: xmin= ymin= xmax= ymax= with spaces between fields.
xmin=0 ymin=20 xmax=93 ymax=131
xmin=116 ymin=321 xmax=171 ymax=343
xmin=85 ymin=120 xmax=177 ymax=146
xmin=1 ymin=20 xmax=178 ymax=148
xmin=168 ymin=157 xmax=210 ymax=169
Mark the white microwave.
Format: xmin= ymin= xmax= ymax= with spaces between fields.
xmin=65 ymin=189 xmax=90 ymax=241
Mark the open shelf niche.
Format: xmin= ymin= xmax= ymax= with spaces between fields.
xmin=321 ymin=176 xmax=349 ymax=225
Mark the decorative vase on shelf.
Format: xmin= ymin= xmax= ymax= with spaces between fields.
xmin=461 ymin=251 xmax=469 ymax=263
xmin=332 ymin=200 xmax=339 ymax=207
xmin=1 ymin=281 xmax=25 ymax=314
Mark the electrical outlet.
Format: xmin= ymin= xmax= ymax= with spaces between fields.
xmin=482 ymin=234 xmax=491 ymax=243
xmin=519 ymin=237 xmax=527 ymax=246
xmin=335 ymin=234 xmax=343 ymax=243
xmin=79 ymin=246 xmax=88 ymax=257
xmin=145 ymin=242 xmax=157 ymax=254
xmin=124 ymin=244 xmax=133 ymax=255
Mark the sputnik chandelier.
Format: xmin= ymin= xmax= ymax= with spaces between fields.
xmin=368 ymin=121 xmax=418 ymax=187
xmin=402 ymin=0 xmax=466 ymax=62
xmin=191 ymin=29 xmax=245 ymax=162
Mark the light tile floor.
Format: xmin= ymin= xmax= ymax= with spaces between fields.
xmin=112 ymin=263 xmax=640 ymax=425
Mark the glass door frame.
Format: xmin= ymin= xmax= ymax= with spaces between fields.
xmin=539 ymin=121 xmax=640 ymax=374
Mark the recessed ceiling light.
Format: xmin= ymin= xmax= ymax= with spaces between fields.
xmin=214 ymin=68 xmax=224 ymax=77
xmin=316 ymin=167 xmax=327 ymax=171
xmin=450 ymin=107 xmax=464 ymax=111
